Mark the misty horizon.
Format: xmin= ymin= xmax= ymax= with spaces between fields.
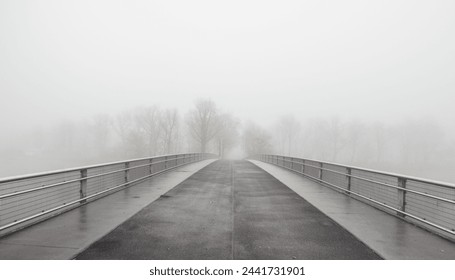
xmin=1 ymin=1 xmax=455 ymax=182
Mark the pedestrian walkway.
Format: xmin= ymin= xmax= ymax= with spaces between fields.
xmin=250 ymin=159 xmax=455 ymax=259
xmin=0 ymin=160 xmax=216 ymax=260
xmin=76 ymin=160 xmax=380 ymax=259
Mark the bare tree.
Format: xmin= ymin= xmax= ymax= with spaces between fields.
xmin=276 ymin=115 xmax=301 ymax=156
xmin=90 ymin=114 xmax=112 ymax=158
xmin=396 ymin=119 xmax=444 ymax=167
xmin=372 ymin=122 xmax=386 ymax=164
xmin=114 ymin=110 xmax=144 ymax=157
xmin=328 ymin=117 xmax=345 ymax=161
xmin=160 ymin=108 xmax=180 ymax=154
xmin=114 ymin=111 xmax=133 ymax=150
xmin=303 ymin=118 xmax=330 ymax=160
xmin=216 ymin=113 xmax=240 ymax=158
xmin=53 ymin=120 xmax=76 ymax=155
xmin=186 ymin=99 xmax=220 ymax=153
xmin=135 ymin=106 xmax=162 ymax=156
xmin=242 ymin=122 xmax=272 ymax=157
xmin=345 ymin=121 xmax=364 ymax=163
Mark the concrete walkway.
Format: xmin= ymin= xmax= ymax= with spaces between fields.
xmin=0 ymin=159 xmax=216 ymax=260
xmin=250 ymin=160 xmax=455 ymax=259
xmin=76 ymin=160 xmax=380 ymax=260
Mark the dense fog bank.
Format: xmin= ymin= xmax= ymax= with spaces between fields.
xmin=1 ymin=99 xmax=454 ymax=183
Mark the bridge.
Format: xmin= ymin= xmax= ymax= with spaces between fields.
xmin=0 ymin=153 xmax=454 ymax=259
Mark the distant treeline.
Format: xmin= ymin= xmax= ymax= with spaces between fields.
xmin=270 ymin=115 xmax=454 ymax=182
xmin=1 ymin=99 xmax=454 ymax=182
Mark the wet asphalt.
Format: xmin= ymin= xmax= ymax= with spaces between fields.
xmin=75 ymin=160 xmax=381 ymax=260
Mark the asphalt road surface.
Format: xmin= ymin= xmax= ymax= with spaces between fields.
xmin=76 ymin=160 xmax=381 ymax=260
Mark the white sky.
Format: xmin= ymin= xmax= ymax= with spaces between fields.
xmin=1 ymin=0 xmax=454 ymax=133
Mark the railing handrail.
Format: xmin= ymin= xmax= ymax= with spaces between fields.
xmin=273 ymin=157 xmax=455 ymax=205
xmin=0 ymin=152 xmax=217 ymax=236
xmin=0 ymin=156 xmax=189 ymax=200
xmin=0 ymin=152 xmax=202 ymax=184
xmin=255 ymin=154 xmax=455 ymax=240
xmin=267 ymin=154 xmax=455 ymax=189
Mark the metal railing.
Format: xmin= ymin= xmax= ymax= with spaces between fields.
xmin=253 ymin=154 xmax=455 ymax=241
xmin=0 ymin=153 xmax=217 ymax=237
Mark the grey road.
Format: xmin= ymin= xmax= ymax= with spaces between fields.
xmin=76 ymin=160 xmax=381 ymax=260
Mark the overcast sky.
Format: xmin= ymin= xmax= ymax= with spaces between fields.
xmin=1 ymin=0 xmax=454 ymax=133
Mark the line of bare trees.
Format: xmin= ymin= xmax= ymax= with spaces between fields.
xmin=1 ymin=99 xmax=454 ymax=182
xmin=0 ymin=99 xmax=242 ymax=175
xmin=79 ymin=99 xmax=242 ymax=160
xmin=269 ymin=115 xmax=453 ymax=181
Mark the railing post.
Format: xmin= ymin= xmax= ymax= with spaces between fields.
xmin=164 ymin=156 xmax=168 ymax=169
xmin=345 ymin=167 xmax=351 ymax=194
xmin=80 ymin=169 xmax=87 ymax=203
xmin=397 ymin=177 xmax=407 ymax=217
xmin=149 ymin=158 xmax=153 ymax=174
xmin=302 ymin=159 xmax=305 ymax=174
xmin=291 ymin=157 xmax=294 ymax=170
xmin=124 ymin=162 xmax=130 ymax=185
xmin=318 ymin=162 xmax=323 ymax=180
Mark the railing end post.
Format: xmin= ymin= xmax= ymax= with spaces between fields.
xmin=397 ymin=177 xmax=407 ymax=217
xmin=124 ymin=162 xmax=130 ymax=185
xmin=318 ymin=162 xmax=323 ymax=180
xmin=80 ymin=169 xmax=87 ymax=204
xmin=345 ymin=167 xmax=352 ymax=195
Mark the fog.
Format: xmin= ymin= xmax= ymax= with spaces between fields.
xmin=1 ymin=1 xmax=454 ymax=182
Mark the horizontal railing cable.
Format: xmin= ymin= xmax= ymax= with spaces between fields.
xmin=0 ymin=155 xmax=188 ymax=200
xmin=253 ymin=154 xmax=455 ymax=240
xmin=0 ymin=153 xmax=217 ymax=237
xmin=278 ymin=158 xmax=455 ymax=204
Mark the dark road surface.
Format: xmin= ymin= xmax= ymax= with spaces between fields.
xmin=76 ymin=160 xmax=381 ymax=260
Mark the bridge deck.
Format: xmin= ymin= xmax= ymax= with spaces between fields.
xmin=75 ymin=160 xmax=380 ymax=259
xmin=0 ymin=160 xmax=216 ymax=260
xmin=251 ymin=160 xmax=455 ymax=260
xmin=3 ymin=159 xmax=454 ymax=260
